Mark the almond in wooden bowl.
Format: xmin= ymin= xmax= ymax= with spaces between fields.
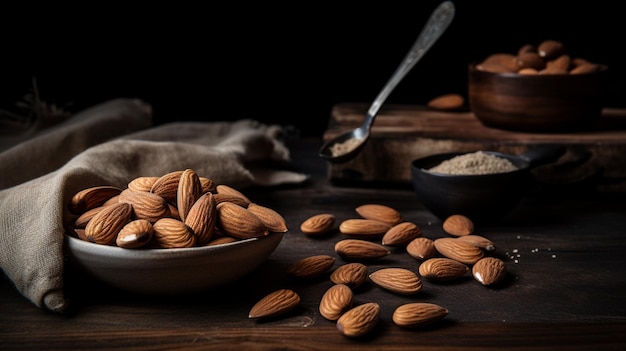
xmin=469 ymin=41 xmax=608 ymax=133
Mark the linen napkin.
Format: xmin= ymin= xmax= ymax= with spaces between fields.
xmin=0 ymin=98 xmax=307 ymax=312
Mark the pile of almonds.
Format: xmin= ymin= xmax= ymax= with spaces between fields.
xmin=248 ymin=205 xmax=506 ymax=338
xmin=476 ymin=39 xmax=604 ymax=75
xmin=66 ymin=168 xmax=287 ymax=249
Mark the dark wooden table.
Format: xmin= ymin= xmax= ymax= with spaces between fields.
xmin=2 ymin=138 xmax=626 ymax=350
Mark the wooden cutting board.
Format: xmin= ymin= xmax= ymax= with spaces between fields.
xmin=323 ymin=103 xmax=626 ymax=191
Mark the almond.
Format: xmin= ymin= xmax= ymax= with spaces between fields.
xmin=537 ymin=39 xmax=566 ymax=59
xmin=287 ymin=254 xmax=335 ymax=279
xmin=84 ymin=202 xmax=132 ymax=245
xmin=335 ymin=239 xmax=391 ymax=261
xmin=73 ymin=206 xmax=106 ymax=229
xmin=116 ymin=219 xmax=154 ymax=248
xmin=216 ymin=202 xmax=269 ymax=239
xmin=184 ymin=192 xmax=217 ymax=245
xmin=150 ymin=170 xmax=183 ymax=202
xmin=541 ymin=54 xmax=571 ymax=74
xmin=330 ymin=262 xmax=368 ymax=289
xmin=381 ymin=221 xmax=421 ymax=246
xmin=151 ymin=218 xmax=196 ymax=248
xmin=478 ymin=53 xmax=520 ymax=73
xmin=127 ymin=176 xmax=158 ymax=192
xmin=216 ymin=184 xmax=251 ymax=205
xmin=319 ymin=284 xmax=353 ymax=321
xmin=392 ymin=302 xmax=448 ymax=329
xmin=118 ymin=190 xmax=171 ymax=222
xmin=248 ymin=289 xmax=301 ymax=319
xmin=300 ymin=213 xmax=336 ymax=236
xmin=213 ymin=193 xmax=251 ymax=208
xmin=355 ymin=204 xmax=403 ymax=226
xmin=515 ymin=51 xmax=545 ymax=71
xmin=369 ymin=267 xmax=422 ymax=295
xmin=177 ymin=168 xmax=203 ymax=222
xmin=406 ymin=237 xmax=437 ymax=261
xmin=205 ymin=236 xmax=237 ymax=246
xmin=199 ymin=176 xmax=216 ymax=194
xmin=570 ymin=62 xmax=601 ymax=74
xmin=418 ymin=257 xmax=469 ymax=281
xmin=455 ymin=234 xmax=496 ymax=251
xmin=472 ymin=257 xmax=507 ymax=286
xmin=339 ymin=219 xmax=391 ymax=238
xmin=336 ymin=302 xmax=380 ymax=337
xmin=427 ymin=93 xmax=465 ymax=111
xmin=442 ymin=214 xmax=474 ymax=236
xmin=247 ymin=203 xmax=288 ymax=233
xmin=69 ymin=185 xmax=123 ymax=214
xmin=434 ymin=237 xmax=484 ymax=265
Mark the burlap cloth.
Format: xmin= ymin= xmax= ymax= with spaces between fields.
xmin=0 ymin=98 xmax=308 ymax=313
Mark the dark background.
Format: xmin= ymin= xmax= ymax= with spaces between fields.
xmin=1 ymin=1 xmax=624 ymax=137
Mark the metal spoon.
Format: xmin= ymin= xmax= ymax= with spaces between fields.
xmin=319 ymin=1 xmax=456 ymax=163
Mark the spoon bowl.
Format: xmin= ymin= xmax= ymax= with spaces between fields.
xmin=320 ymin=1 xmax=456 ymax=163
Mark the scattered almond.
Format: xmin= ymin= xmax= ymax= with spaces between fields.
xmin=355 ymin=204 xmax=403 ymax=226
xmin=381 ymin=221 xmax=421 ymax=246
xmin=369 ymin=267 xmax=423 ymax=295
xmin=330 ymin=262 xmax=368 ymax=289
xmin=335 ymin=239 xmax=391 ymax=261
xmin=249 ymin=289 xmax=301 ymax=319
xmin=392 ymin=302 xmax=448 ymax=329
xmin=406 ymin=237 xmax=437 ymax=261
xmin=455 ymin=234 xmax=496 ymax=251
xmin=319 ymin=284 xmax=353 ymax=321
xmin=427 ymin=93 xmax=465 ymax=111
xmin=287 ymin=255 xmax=336 ymax=279
xmin=442 ymin=214 xmax=474 ymax=236
xmin=418 ymin=257 xmax=469 ymax=281
xmin=300 ymin=213 xmax=336 ymax=236
xmin=434 ymin=237 xmax=485 ymax=265
xmin=339 ymin=218 xmax=391 ymax=238
xmin=336 ymin=302 xmax=380 ymax=337
xmin=472 ymin=257 xmax=507 ymax=286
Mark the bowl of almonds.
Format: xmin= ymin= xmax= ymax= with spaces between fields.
xmin=468 ymin=39 xmax=608 ymax=133
xmin=64 ymin=168 xmax=287 ymax=294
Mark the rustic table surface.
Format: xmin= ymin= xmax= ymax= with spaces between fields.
xmin=1 ymin=138 xmax=625 ymax=350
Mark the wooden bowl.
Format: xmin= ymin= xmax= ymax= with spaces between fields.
xmin=468 ymin=63 xmax=608 ymax=133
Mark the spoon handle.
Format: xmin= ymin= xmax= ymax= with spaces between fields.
xmin=364 ymin=1 xmax=456 ymax=128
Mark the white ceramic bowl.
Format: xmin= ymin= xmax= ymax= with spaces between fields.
xmin=65 ymin=232 xmax=284 ymax=294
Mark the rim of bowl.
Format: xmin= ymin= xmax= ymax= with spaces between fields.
xmin=468 ymin=61 xmax=608 ymax=78
xmin=64 ymin=232 xmax=282 ymax=258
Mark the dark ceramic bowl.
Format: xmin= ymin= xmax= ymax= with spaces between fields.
xmin=410 ymin=146 xmax=564 ymax=223
xmin=468 ymin=63 xmax=608 ymax=133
